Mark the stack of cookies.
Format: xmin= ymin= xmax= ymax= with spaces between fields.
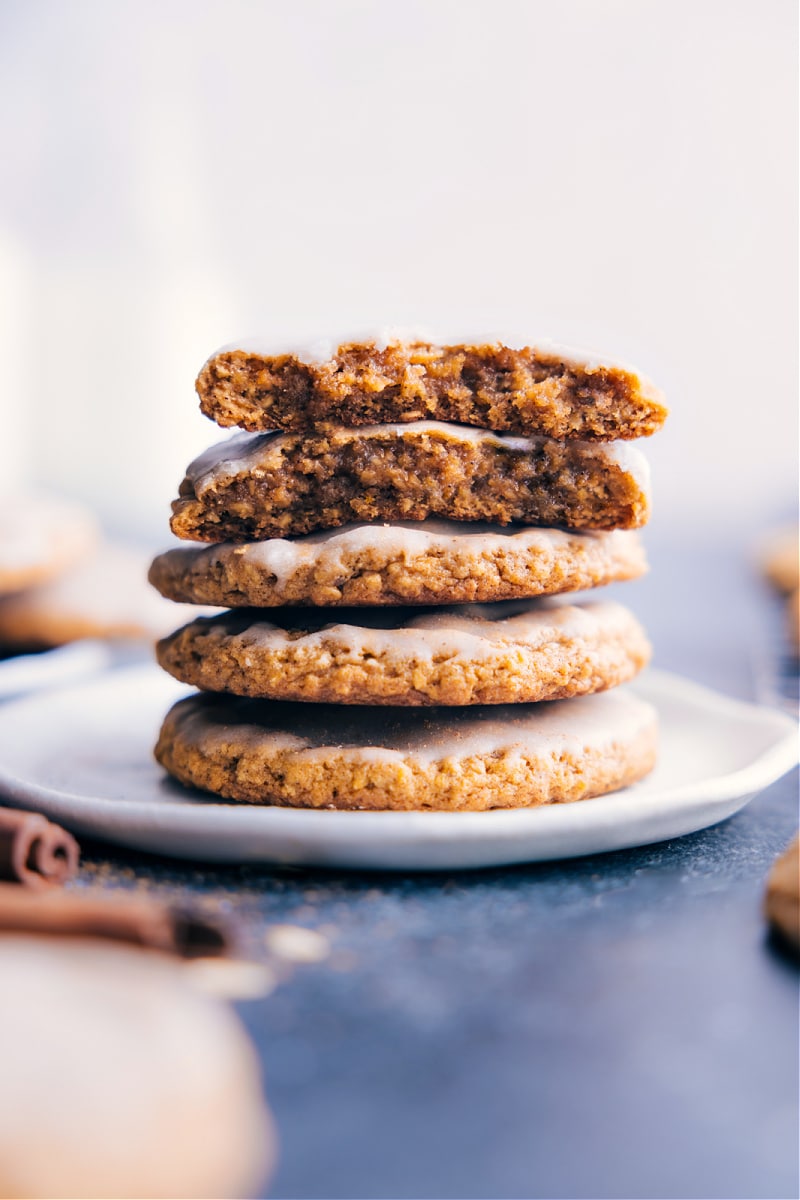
xmin=149 ymin=334 xmax=667 ymax=812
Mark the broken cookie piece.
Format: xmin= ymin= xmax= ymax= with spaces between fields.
xmin=197 ymin=333 xmax=667 ymax=440
xmin=170 ymin=422 xmax=651 ymax=542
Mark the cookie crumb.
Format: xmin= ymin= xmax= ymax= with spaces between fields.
xmin=265 ymin=924 xmax=331 ymax=963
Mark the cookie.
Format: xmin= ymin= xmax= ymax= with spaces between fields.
xmin=149 ymin=522 xmax=647 ymax=609
xmin=155 ymin=687 xmax=658 ymax=811
xmin=0 ymin=493 xmax=97 ymax=597
xmin=170 ymin=423 xmax=651 ymax=543
xmin=764 ymin=835 xmax=799 ymax=954
xmin=789 ymin=589 xmax=799 ymax=655
xmin=197 ymin=333 xmax=667 ymax=440
xmin=157 ymin=599 xmax=651 ymax=706
xmin=0 ymin=937 xmax=274 ymax=1199
xmin=0 ymin=542 xmax=213 ymax=649
xmin=759 ymin=527 xmax=799 ymax=594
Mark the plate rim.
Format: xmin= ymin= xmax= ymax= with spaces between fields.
xmin=0 ymin=664 xmax=795 ymax=845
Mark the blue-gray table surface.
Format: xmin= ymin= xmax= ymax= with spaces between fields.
xmin=78 ymin=533 xmax=800 ymax=1200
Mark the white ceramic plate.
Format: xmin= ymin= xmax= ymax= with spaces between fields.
xmin=0 ymin=666 xmax=795 ymax=870
xmin=0 ymin=641 xmax=113 ymax=701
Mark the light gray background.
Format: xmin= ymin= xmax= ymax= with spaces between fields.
xmin=0 ymin=0 xmax=796 ymax=538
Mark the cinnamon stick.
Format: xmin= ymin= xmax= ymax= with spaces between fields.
xmin=0 ymin=885 xmax=230 ymax=958
xmin=0 ymin=808 xmax=79 ymax=889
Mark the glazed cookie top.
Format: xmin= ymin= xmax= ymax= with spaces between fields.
xmin=163 ymin=597 xmax=646 ymax=663
xmin=211 ymin=329 xmax=644 ymax=371
xmin=149 ymin=522 xmax=648 ymax=609
xmin=196 ymin=330 xmax=668 ymax=440
xmin=156 ymin=597 xmax=651 ymax=706
xmin=163 ymin=686 xmax=658 ymax=766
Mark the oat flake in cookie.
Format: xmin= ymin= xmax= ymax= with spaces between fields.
xmin=155 ymin=687 xmax=659 ymax=812
xmin=197 ymin=332 xmax=668 ymax=440
xmin=169 ymin=423 xmax=651 ymax=542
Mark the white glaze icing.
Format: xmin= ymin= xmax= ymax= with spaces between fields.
xmin=181 ymin=687 xmax=657 ymax=767
xmin=196 ymin=598 xmax=645 ymax=664
xmin=209 ymin=330 xmax=647 ymax=378
xmin=213 ymin=327 xmax=439 ymax=366
xmin=184 ymin=423 xmax=652 ymax=499
xmin=159 ymin=523 xmax=645 ymax=591
xmin=598 ymin=439 xmax=652 ymax=490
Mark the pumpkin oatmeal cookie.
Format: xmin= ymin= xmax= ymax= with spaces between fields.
xmin=156 ymin=599 xmax=651 ymax=706
xmin=155 ymin=686 xmax=659 ymax=811
xmin=149 ymin=522 xmax=646 ymax=609
xmin=765 ymin=835 xmax=800 ymax=954
xmin=197 ymin=333 xmax=667 ymax=440
xmin=170 ymin=423 xmax=651 ymax=543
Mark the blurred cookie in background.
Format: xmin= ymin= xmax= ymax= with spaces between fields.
xmin=788 ymin=587 xmax=799 ymax=656
xmin=757 ymin=525 xmax=799 ymax=674
xmin=0 ymin=541 xmax=215 ymax=651
xmin=0 ymin=935 xmax=275 ymax=1199
xmin=0 ymin=493 xmax=98 ymax=597
xmin=764 ymin=835 xmax=800 ymax=956
xmin=759 ymin=526 xmax=799 ymax=596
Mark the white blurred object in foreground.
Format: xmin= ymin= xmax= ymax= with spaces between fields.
xmin=0 ymin=936 xmax=275 ymax=1199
